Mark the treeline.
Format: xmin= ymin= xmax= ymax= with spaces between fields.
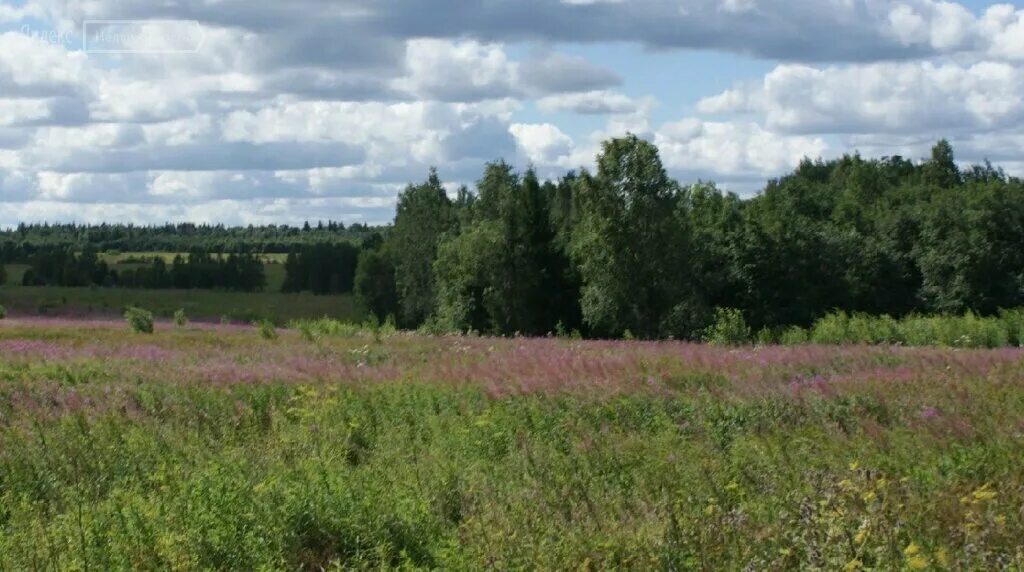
xmin=0 ymin=221 xmax=384 ymax=256
xmin=282 ymin=243 xmax=362 ymax=295
xmin=350 ymin=137 xmax=1024 ymax=340
xmin=20 ymin=247 xmax=266 ymax=292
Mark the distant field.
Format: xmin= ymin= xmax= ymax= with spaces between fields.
xmin=0 ymin=285 xmax=364 ymax=323
xmin=0 ymin=320 xmax=1022 ymax=568
xmin=2 ymin=263 xmax=28 ymax=285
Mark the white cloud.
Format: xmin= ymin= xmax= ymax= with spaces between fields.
xmin=537 ymin=91 xmax=638 ymax=115
xmin=698 ymin=60 xmax=1024 ymax=135
xmin=510 ymin=123 xmax=574 ymax=164
xmin=654 ymin=119 xmax=828 ymax=180
xmin=3 ymin=0 xmax=1024 ymax=225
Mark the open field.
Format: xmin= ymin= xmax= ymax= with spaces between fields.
xmin=0 ymin=286 xmax=364 ymax=324
xmin=1 ymin=318 xmax=1022 ymax=569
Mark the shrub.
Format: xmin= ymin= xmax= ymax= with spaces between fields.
xmin=779 ymin=326 xmax=809 ymax=346
xmin=702 ymin=307 xmax=751 ymax=346
xmin=255 ymin=319 xmax=278 ymax=340
xmin=0 ymin=304 xmax=6 ymax=320
xmin=173 ymin=308 xmax=188 ymax=327
xmin=809 ymin=311 xmax=849 ymax=345
xmin=754 ymin=327 xmax=778 ymax=346
xmin=124 ymin=306 xmax=154 ymax=334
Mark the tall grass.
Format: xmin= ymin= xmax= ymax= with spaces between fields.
xmin=779 ymin=310 xmax=1024 ymax=348
xmin=1 ymin=320 xmax=1023 ymax=568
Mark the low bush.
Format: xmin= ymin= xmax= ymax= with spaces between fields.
xmin=173 ymin=308 xmax=188 ymax=327
xmin=702 ymin=307 xmax=751 ymax=346
xmin=124 ymin=306 xmax=154 ymax=334
xmin=789 ymin=310 xmax=1024 ymax=348
xmin=255 ymin=319 xmax=278 ymax=340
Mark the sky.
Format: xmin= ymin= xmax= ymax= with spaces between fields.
xmin=1 ymin=0 xmax=1024 ymax=227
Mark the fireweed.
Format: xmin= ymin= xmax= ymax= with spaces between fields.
xmin=0 ymin=319 xmax=1022 ymax=569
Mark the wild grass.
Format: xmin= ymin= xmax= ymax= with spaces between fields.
xmin=796 ymin=310 xmax=1024 ymax=348
xmin=1 ymin=319 xmax=1023 ymax=569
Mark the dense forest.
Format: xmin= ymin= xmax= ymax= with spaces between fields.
xmin=354 ymin=137 xmax=1024 ymax=339
xmin=16 ymin=247 xmax=266 ymax=293
xmin=0 ymin=221 xmax=381 ymax=256
xmin=3 ymin=137 xmax=1023 ymax=340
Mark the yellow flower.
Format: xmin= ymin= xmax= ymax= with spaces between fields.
xmin=936 ymin=548 xmax=949 ymax=567
xmin=704 ymin=504 xmax=715 ymax=516
xmin=972 ymin=487 xmax=997 ymax=503
xmin=849 ymin=461 xmax=860 ymax=471
xmin=907 ymin=555 xmax=929 ymax=570
xmin=854 ymin=528 xmax=867 ymax=545
xmin=843 ymin=559 xmax=862 ymax=571
xmin=725 ymin=481 xmax=740 ymax=491
xmin=904 ymin=543 xmax=921 ymax=557
xmin=995 ymin=515 xmax=1007 ymax=526
xmin=861 ymin=491 xmax=876 ymax=503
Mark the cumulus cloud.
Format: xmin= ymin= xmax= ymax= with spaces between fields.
xmin=537 ymin=91 xmax=639 ymax=115
xmin=3 ymin=0 xmax=1024 ymax=224
xmin=654 ymin=118 xmax=829 ymax=181
xmin=510 ymin=123 xmax=574 ymax=165
xmin=698 ymin=60 xmax=1024 ymax=135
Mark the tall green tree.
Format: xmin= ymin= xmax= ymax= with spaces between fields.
xmin=354 ymin=249 xmax=398 ymax=323
xmin=388 ymin=169 xmax=455 ymax=327
xmin=434 ymin=163 xmax=562 ymax=335
xmin=570 ymin=135 xmax=699 ymax=339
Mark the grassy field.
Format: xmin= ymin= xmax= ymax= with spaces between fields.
xmin=0 ymin=285 xmax=363 ymax=324
xmin=0 ymin=318 xmax=1022 ymax=569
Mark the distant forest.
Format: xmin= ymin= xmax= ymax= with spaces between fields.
xmin=3 ymin=136 xmax=1023 ymax=340
xmin=0 ymin=221 xmax=383 ymax=255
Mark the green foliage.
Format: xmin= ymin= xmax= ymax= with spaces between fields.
xmin=255 ymin=319 xmax=278 ymax=340
xmin=5 ymin=139 xmax=1024 ymax=342
xmin=0 ymin=304 xmax=6 ymax=320
xmin=0 ymin=220 xmax=380 ymax=253
xmin=570 ymin=135 xmax=698 ymax=339
xmin=702 ymin=307 xmax=752 ymax=346
xmin=289 ymin=317 xmax=365 ymax=339
xmin=281 ymin=243 xmax=360 ymax=295
xmin=388 ymin=169 xmax=456 ymax=328
xmin=173 ymin=308 xmax=188 ymax=327
xmin=434 ymin=165 xmax=568 ymax=336
xmin=2 ymin=324 xmax=1024 ymax=569
xmin=780 ymin=309 xmax=1024 ymax=348
xmin=354 ymin=249 xmax=398 ymax=323
xmin=0 ymin=285 xmax=363 ymax=324
xmin=123 ymin=306 xmax=154 ymax=334
xmin=779 ymin=326 xmax=809 ymax=346
xmin=0 ymin=263 xmax=6 ymax=286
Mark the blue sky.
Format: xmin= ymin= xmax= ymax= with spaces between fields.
xmin=2 ymin=0 xmax=1024 ymax=226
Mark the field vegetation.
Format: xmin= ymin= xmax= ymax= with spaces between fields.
xmin=1 ymin=317 xmax=1023 ymax=569
xmin=0 ymin=286 xmax=364 ymax=324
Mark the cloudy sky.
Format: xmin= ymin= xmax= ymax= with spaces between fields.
xmin=2 ymin=0 xmax=1024 ymax=227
